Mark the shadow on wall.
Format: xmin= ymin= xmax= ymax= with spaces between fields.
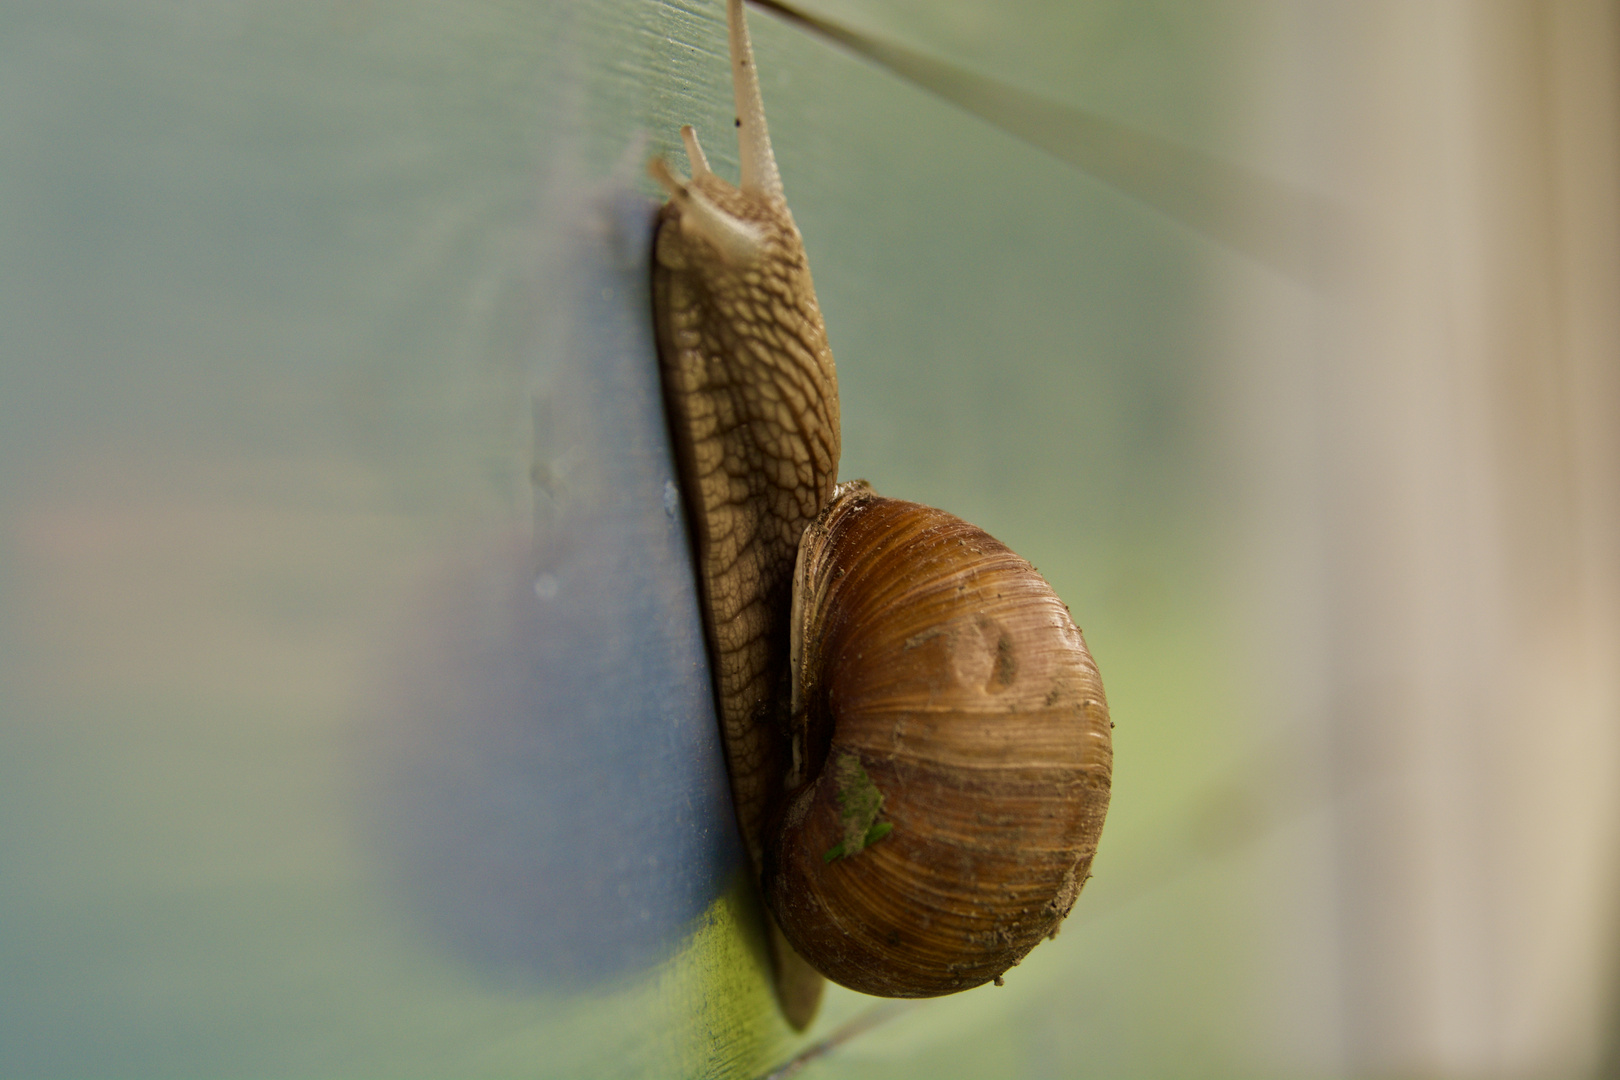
xmin=352 ymin=177 xmax=743 ymax=989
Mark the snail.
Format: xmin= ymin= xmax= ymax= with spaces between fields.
xmin=648 ymin=0 xmax=1111 ymax=1029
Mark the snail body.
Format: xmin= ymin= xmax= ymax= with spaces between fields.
xmin=649 ymin=0 xmax=838 ymax=886
xmin=649 ymin=0 xmax=1110 ymax=1026
xmin=648 ymin=0 xmax=839 ymax=1028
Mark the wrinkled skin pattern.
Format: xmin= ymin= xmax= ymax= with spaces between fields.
xmin=652 ymin=175 xmax=840 ymax=878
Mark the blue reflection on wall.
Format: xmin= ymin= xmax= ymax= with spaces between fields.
xmin=358 ymin=176 xmax=742 ymax=988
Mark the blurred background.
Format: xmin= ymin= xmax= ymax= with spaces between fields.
xmin=1 ymin=1 xmax=1617 ymax=1076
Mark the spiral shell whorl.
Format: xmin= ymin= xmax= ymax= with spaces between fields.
xmin=767 ymin=485 xmax=1113 ymax=997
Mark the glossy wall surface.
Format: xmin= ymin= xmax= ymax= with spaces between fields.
xmin=0 ymin=2 xmax=789 ymax=1074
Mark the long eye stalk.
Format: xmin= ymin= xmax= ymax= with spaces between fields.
xmin=730 ymin=0 xmax=784 ymax=199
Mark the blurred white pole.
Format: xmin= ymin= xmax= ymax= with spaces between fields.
xmin=1237 ymin=1 xmax=1620 ymax=1075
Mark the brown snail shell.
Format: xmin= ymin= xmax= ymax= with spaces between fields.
xmin=764 ymin=482 xmax=1113 ymax=997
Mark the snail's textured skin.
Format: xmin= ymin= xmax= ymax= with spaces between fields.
xmin=652 ymin=177 xmax=839 ymax=879
xmin=769 ymin=485 xmax=1113 ymax=997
